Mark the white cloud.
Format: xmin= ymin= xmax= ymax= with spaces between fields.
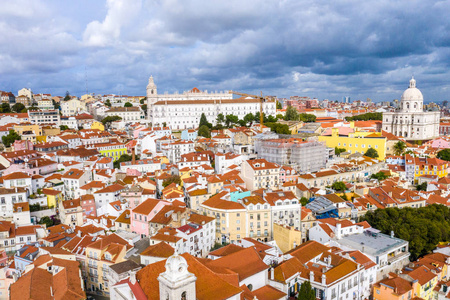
xmin=83 ymin=0 xmax=142 ymax=47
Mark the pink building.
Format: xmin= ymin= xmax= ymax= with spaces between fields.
xmin=12 ymin=140 xmax=33 ymax=151
xmin=80 ymin=194 xmax=97 ymax=220
xmin=131 ymin=198 xmax=168 ymax=238
xmin=3 ymin=158 xmax=58 ymax=176
xmin=279 ymin=165 xmax=299 ymax=184
xmin=427 ymin=137 xmax=450 ymax=149
xmin=0 ymin=250 xmax=7 ymax=267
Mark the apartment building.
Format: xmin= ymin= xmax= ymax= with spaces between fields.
xmin=241 ymin=158 xmax=280 ymax=191
xmin=259 ymin=139 xmax=327 ymax=174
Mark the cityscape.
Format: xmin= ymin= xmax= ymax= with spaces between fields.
xmin=3 ymin=1 xmax=450 ymax=300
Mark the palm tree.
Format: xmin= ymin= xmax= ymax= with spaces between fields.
xmin=393 ymin=141 xmax=406 ymax=156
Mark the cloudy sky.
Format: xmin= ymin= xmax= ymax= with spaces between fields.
xmin=1 ymin=0 xmax=450 ymax=102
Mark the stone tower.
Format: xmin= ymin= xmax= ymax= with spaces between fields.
xmin=158 ymin=253 xmax=197 ymax=300
xmin=146 ymin=75 xmax=158 ymax=105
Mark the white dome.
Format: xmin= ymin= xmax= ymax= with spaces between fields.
xmin=401 ymin=87 xmax=423 ymax=102
xmin=163 ymin=253 xmax=191 ymax=281
xmin=399 ymin=76 xmax=424 ymax=113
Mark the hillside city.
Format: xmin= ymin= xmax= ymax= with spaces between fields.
xmin=1 ymin=76 xmax=450 ymax=300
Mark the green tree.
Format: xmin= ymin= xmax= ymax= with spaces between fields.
xmin=225 ymin=114 xmax=239 ymax=127
xmin=11 ymin=103 xmax=25 ymax=113
xmin=0 ymin=103 xmax=11 ymax=113
xmin=345 ymin=112 xmax=382 ymax=121
xmin=2 ymin=130 xmax=21 ymax=147
xmin=216 ymin=113 xmax=225 ymax=126
xmin=417 ymin=182 xmax=427 ymax=191
xmin=162 ymin=122 xmax=167 ymax=127
xmin=437 ymin=149 xmax=450 ymax=161
xmin=331 ymin=181 xmax=346 ymax=192
xmin=113 ymin=153 xmax=139 ymax=169
xmin=393 ymin=141 xmax=406 ymax=156
xmin=243 ymin=113 xmax=255 ymax=126
xmin=64 ymin=91 xmax=71 ymax=101
xmin=52 ymin=99 xmax=60 ymax=110
xmin=276 ymin=113 xmax=285 ymax=120
xmin=299 ymin=113 xmax=316 ymax=122
xmin=300 ymin=197 xmax=309 ymax=206
xmin=265 ymin=122 xmax=290 ymax=134
xmin=297 ymin=281 xmax=315 ymax=300
xmin=276 ymin=101 xmax=282 ymax=109
xmin=285 ymin=106 xmax=299 ymax=121
xmin=199 ymin=113 xmax=212 ymax=128
xmin=39 ymin=216 xmax=54 ymax=227
xmin=162 ymin=175 xmax=181 ymax=187
xmin=371 ymin=171 xmax=390 ymax=181
xmin=198 ymin=125 xmax=211 ymax=138
xmin=105 ymin=99 xmax=112 ymax=107
xmin=141 ymin=104 xmax=147 ymax=113
xmin=335 ymin=147 xmax=347 ymax=156
xmin=365 ymin=148 xmax=379 ymax=159
xmin=101 ymin=116 xmax=122 ymax=127
xmin=360 ymin=205 xmax=450 ymax=260
xmin=59 ymin=125 xmax=69 ymax=131
xmin=140 ymin=97 xmax=146 ymax=104
xmin=266 ymin=115 xmax=277 ymax=123
xmin=124 ymin=102 xmax=133 ymax=107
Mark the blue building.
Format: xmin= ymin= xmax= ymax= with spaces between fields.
xmin=14 ymin=243 xmax=39 ymax=272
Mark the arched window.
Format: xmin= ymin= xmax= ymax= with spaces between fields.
xmin=414 ymin=103 xmax=417 ymax=109
xmin=406 ymin=102 xmax=410 ymax=109
xmin=247 ymin=284 xmax=253 ymax=291
xmin=181 ymin=291 xmax=187 ymax=300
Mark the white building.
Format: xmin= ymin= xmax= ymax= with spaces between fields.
xmin=383 ymin=77 xmax=440 ymax=140
xmin=104 ymin=106 xmax=143 ymax=122
xmin=18 ymin=88 xmax=32 ymax=99
xmin=0 ymin=188 xmax=27 ymax=219
xmin=28 ymin=110 xmax=60 ymax=126
xmin=61 ymin=98 xmax=87 ymax=116
xmin=120 ymin=158 xmax=161 ymax=174
xmin=146 ymin=76 xmax=276 ymax=130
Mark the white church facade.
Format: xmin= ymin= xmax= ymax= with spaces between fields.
xmin=146 ymin=76 xmax=276 ymax=130
xmin=383 ymin=77 xmax=440 ymax=141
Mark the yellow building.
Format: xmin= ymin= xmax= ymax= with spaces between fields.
xmin=319 ymin=128 xmax=387 ymax=160
xmin=273 ymin=223 xmax=301 ymax=253
xmin=95 ymin=142 xmax=127 ymax=162
xmin=42 ymin=188 xmax=63 ymax=208
xmin=83 ymin=235 xmax=129 ymax=295
xmin=407 ymin=155 xmax=449 ymax=181
xmin=201 ymin=191 xmax=247 ymax=244
xmin=13 ymin=124 xmax=42 ymax=144
xmin=91 ymin=121 xmax=105 ymax=131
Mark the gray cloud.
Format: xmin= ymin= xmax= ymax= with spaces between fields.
xmin=1 ymin=0 xmax=450 ymax=102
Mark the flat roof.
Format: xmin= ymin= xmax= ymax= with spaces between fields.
xmin=337 ymin=231 xmax=408 ymax=257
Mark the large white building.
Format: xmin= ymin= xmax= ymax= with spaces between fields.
xmin=383 ymin=77 xmax=440 ymax=140
xmin=146 ymin=76 xmax=276 ymax=130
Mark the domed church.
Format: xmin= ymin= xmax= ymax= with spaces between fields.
xmin=382 ymin=77 xmax=440 ymax=141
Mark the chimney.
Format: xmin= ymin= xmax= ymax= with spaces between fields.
xmin=130 ymin=271 xmax=136 ymax=285
xmin=270 ymin=267 xmax=274 ymax=280
xmin=309 ymin=271 xmax=314 ymax=282
xmin=390 ymin=231 xmax=395 ymax=238
xmin=336 ymin=222 xmax=342 ymax=239
xmin=132 ymin=147 xmax=136 ymax=165
xmin=321 ymin=273 xmax=326 ymax=285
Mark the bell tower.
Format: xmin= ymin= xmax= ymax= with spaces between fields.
xmin=158 ymin=253 xmax=196 ymax=300
xmin=147 ymin=75 xmax=158 ymax=105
